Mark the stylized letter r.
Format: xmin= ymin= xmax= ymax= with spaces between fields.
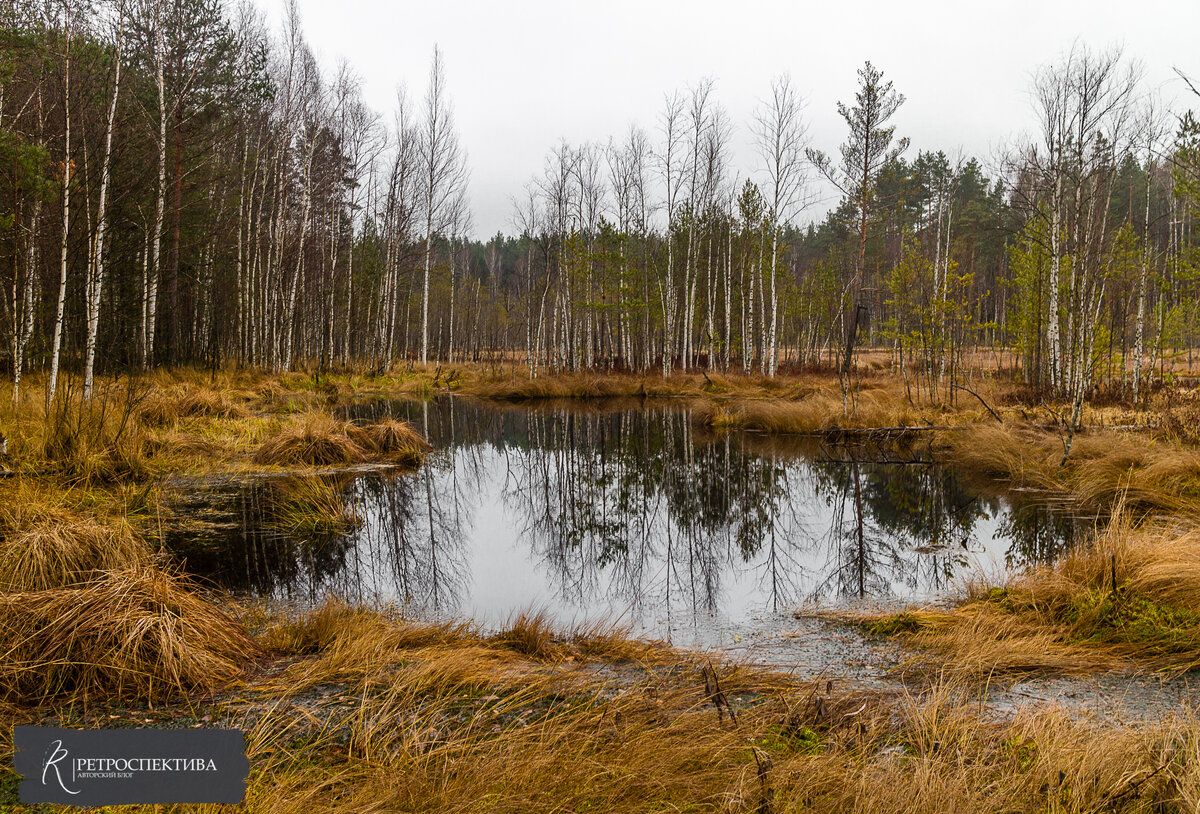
xmin=42 ymin=740 xmax=80 ymax=795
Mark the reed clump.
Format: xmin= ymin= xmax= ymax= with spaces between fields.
xmin=491 ymin=610 xmax=565 ymax=660
xmin=254 ymin=412 xmax=371 ymax=466
xmin=254 ymin=412 xmax=431 ymax=468
xmin=0 ymin=481 xmax=149 ymax=591
xmin=0 ymin=565 xmax=260 ymax=703
xmin=858 ymin=512 xmax=1200 ymax=677
xmin=346 ymin=417 xmax=433 ymax=463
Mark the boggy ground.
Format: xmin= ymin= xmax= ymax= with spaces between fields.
xmin=9 ymin=603 xmax=1200 ymax=813
xmin=5 ymin=362 xmax=1200 ymax=811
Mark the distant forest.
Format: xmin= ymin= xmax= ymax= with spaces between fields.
xmin=3 ymin=0 xmax=1200 ymax=405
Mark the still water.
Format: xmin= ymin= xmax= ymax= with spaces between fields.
xmin=164 ymin=398 xmax=1084 ymax=645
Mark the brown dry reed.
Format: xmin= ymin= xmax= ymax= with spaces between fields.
xmin=0 ymin=565 xmax=260 ymax=703
xmin=224 ymin=603 xmax=1200 ymax=813
xmin=0 ymin=480 xmax=148 ymax=591
xmin=253 ymin=412 xmax=430 ymax=467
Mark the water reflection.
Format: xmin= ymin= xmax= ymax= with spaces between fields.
xmin=162 ymin=399 xmax=1084 ymax=640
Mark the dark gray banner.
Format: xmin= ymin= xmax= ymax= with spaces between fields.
xmin=14 ymin=726 xmax=247 ymax=806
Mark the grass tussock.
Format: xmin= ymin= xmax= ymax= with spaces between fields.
xmin=0 ymin=565 xmax=260 ymax=703
xmin=491 ymin=609 xmax=565 ymax=660
xmin=346 ymin=417 xmax=433 ymax=462
xmin=858 ymin=511 xmax=1200 ymax=677
xmin=253 ymin=412 xmax=370 ymax=467
xmin=254 ymin=412 xmax=430 ymax=468
xmin=137 ymin=385 xmax=250 ymax=426
xmin=0 ymin=481 xmax=148 ymax=591
xmin=935 ymin=424 xmax=1200 ymax=515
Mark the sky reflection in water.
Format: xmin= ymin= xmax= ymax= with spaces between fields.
xmin=165 ymin=399 xmax=1084 ymax=644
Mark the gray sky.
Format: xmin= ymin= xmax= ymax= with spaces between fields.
xmin=272 ymin=0 xmax=1198 ymax=238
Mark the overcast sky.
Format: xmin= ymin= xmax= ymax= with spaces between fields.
xmin=269 ymin=0 xmax=1198 ymax=238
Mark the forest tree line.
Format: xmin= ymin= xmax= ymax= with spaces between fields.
xmin=3 ymin=0 xmax=1200 ymax=404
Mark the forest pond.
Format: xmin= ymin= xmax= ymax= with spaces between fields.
xmin=162 ymin=398 xmax=1087 ymax=648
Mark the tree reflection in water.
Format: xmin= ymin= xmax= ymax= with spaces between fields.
xmin=162 ymin=399 xmax=1083 ymax=634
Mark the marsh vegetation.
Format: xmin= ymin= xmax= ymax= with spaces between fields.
xmin=0 ymin=365 xmax=1197 ymax=811
xmin=3 ymin=0 xmax=1200 ymax=806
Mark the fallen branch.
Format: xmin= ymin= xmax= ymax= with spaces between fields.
xmin=951 ymin=383 xmax=1003 ymax=423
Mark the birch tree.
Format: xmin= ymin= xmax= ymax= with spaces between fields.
xmin=1133 ymin=100 xmax=1169 ymax=404
xmin=82 ymin=1 xmax=124 ymax=399
xmin=417 ymin=45 xmax=467 ymax=365
xmin=753 ymin=74 xmax=809 ymax=377
xmin=46 ymin=0 xmax=73 ymax=402
xmin=657 ymin=92 xmax=684 ymax=375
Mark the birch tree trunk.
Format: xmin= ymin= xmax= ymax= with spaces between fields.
xmin=1133 ymin=165 xmax=1151 ymax=403
xmin=281 ymin=132 xmax=317 ymax=371
xmin=83 ymin=12 xmax=123 ymax=399
xmin=145 ymin=1 xmax=167 ymax=368
xmin=47 ymin=7 xmax=72 ymax=403
xmin=1047 ymin=174 xmax=1063 ymax=392
xmin=12 ymin=88 xmax=43 ymax=404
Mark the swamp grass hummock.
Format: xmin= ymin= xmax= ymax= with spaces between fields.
xmin=0 ymin=480 xmax=149 ymax=591
xmin=253 ymin=411 xmax=431 ymax=468
xmin=0 ymin=565 xmax=260 ymax=703
xmin=850 ymin=509 xmax=1200 ymax=678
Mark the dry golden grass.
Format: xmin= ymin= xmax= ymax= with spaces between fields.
xmin=693 ymin=388 xmax=934 ymax=435
xmin=251 ymin=412 xmax=431 ymax=469
xmin=933 ymin=424 xmax=1200 ymax=515
xmin=345 ymin=417 xmax=432 ymax=462
xmin=7 ymin=366 xmax=1200 ymax=810
xmin=851 ymin=511 xmax=1200 ymax=678
xmin=251 ymin=410 xmax=432 ymax=469
xmin=463 ymin=367 xmax=835 ymax=402
xmin=137 ymin=384 xmax=251 ymax=426
xmin=0 ymin=565 xmax=260 ymax=703
xmin=6 ymin=594 xmax=1200 ymax=811
xmin=197 ymin=604 xmax=1200 ymax=812
xmin=253 ymin=412 xmax=371 ymax=466
xmin=0 ymin=480 xmax=149 ymax=591
xmin=255 ymin=601 xmax=675 ymax=695
xmin=37 ymin=387 xmax=154 ymax=483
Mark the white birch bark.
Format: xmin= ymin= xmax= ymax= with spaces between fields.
xmin=47 ymin=4 xmax=72 ymax=402
xmin=83 ymin=10 xmax=123 ymax=399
